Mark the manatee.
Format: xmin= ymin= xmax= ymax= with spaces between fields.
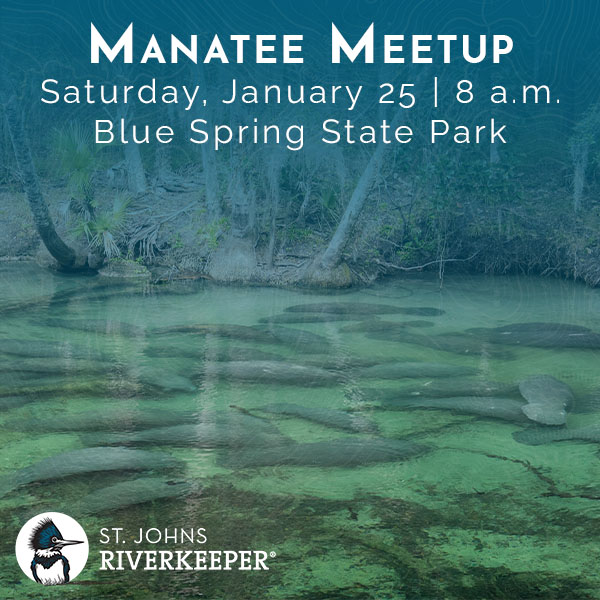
xmin=206 ymin=347 xmax=286 ymax=361
xmin=253 ymin=324 xmax=330 ymax=352
xmin=77 ymin=478 xmax=194 ymax=515
xmin=403 ymin=379 xmax=519 ymax=397
xmin=1 ymin=372 xmax=64 ymax=387
xmin=144 ymin=344 xmax=284 ymax=362
xmin=465 ymin=327 xmax=495 ymax=336
xmin=2 ymin=376 xmax=132 ymax=400
xmin=64 ymin=289 xmax=148 ymax=306
xmin=396 ymin=307 xmax=445 ymax=317
xmin=196 ymin=361 xmax=340 ymax=386
xmin=342 ymin=320 xmax=434 ymax=333
xmin=513 ymin=425 xmax=600 ymax=446
xmin=0 ymin=280 xmax=141 ymax=316
xmin=84 ymin=422 xmax=287 ymax=448
xmin=0 ymin=379 xmax=114 ymax=398
xmin=5 ymin=408 xmax=201 ymax=432
xmin=0 ymin=357 xmax=113 ymax=377
xmin=492 ymin=322 xmax=591 ymax=335
xmin=354 ymin=380 xmax=519 ymax=401
xmin=518 ymin=375 xmax=574 ymax=425
xmin=137 ymin=370 xmax=197 ymax=393
xmin=570 ymin=394 xmax=600 ymax=414
xmin=284 ymin=302 xmax=444 ymax=316
xmin=259 ymin=314 xmax=359 ymax=324
xmin=257 ymin=403 xmax=379 ymax=433
xmin=284 ymin=302 xmax=405 ymax=315
xmin=301 ymin=355 xmax=392 ymax=370
xmin=411 ymin=333 xmax=514 ymax=358
xmin=152 ymin=324 xmax=277 ymax=343
xmin=0 ymin=396 xmax=35 ymax=410
xmin=468 ymin=323 xmax=600 ymax=349
xmin=342 ymin=320 xmax=406 ymax=333
xmin=362 ymin=329 xmax=410 ymax=342
xmin=366 ymin=331 xmax=514 ymax=358
xmin=69 ymin=409 xmax=275 ymax=434
xmin=357 ymin=362 xmax=477 ymax=379
xmin=41 ymin=318 xmax=145 ymax=337
xmin=47 ymin=283 xmax=146 ymax=308
xmin=218 ymin=437 xmax=429 ymax=469
xmin=82 ymin=410 xmax=281 ymax=446
xmin=209 ymin=347 xmax=285 ymax=362
xmin=0 ymin=447 xmax=181 ymax=498
xmin=400 ymin=320 xmax=435 ymax=328
xmin=1 ymin=339 xmax=108 ymax=360
xmin=377 ymin=396 xmax=529 ymax=422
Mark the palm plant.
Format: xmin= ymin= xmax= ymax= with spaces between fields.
xmin=54 ymin=121 xmax=99 ymax=206
xmin=73 ymin=192 xmax=132 ymax=259
xmin=52 ymin=122 xmax=132 ymax=259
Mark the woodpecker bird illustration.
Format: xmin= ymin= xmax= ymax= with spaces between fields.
xmin=28 ymin=518 xmax=82 ymax=585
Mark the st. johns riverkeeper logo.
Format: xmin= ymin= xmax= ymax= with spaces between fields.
xmin=15 ymin=512 xmax=89 ymax=585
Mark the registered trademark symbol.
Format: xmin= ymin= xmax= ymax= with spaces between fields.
xmin=270 ymin=551 xmax=276 ymax=558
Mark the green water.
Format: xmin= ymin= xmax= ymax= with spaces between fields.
xmin=1 ymin=263 xmax=599 ymax=599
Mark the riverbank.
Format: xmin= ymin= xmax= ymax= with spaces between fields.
xmin=2 ymin=167 xmax=599 ymax=289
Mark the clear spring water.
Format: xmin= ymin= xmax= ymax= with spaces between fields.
xmin=1 ymin=263 xmax=599 ymax=599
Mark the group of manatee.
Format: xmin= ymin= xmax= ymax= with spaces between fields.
xmin=363 ymin=374 xmax=573 ymax=426
xmin=1 ymin=297 xmax=598 ymax=514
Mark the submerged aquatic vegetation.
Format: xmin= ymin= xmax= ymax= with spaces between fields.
xmin=0 ymin=447 xmax=182 ymax=498
xmin=218 ymin=438 xmax=429 ymax=469
xmin=73 ymin=192 xmax=133 ymax=259
xmin=76 ymin=477 xmax=196 ymax=515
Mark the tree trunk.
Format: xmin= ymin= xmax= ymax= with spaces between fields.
xmin=266 ymin=149 xmax=284 ymax=269
xmin=571 ymin=140 xmax=588 ymax=212
xmin=117 ymin=104 xmax=147 ymax=195
xmin=194 ymin=63 xmax=221 ymax=221
xmin=124 ymin=139 xmax=147 ymax=195
xmin=207 ymin=170 xmax=257 ymax=282
xmin=201 ymin=143 xmax=220 ymax=220
xmin=302 ymin=108 xmax=405 ymax=286
xmin=153 ymin=143 xmax=170 ymax=184
xmin=315 ymin=140 xmax=388 ymax=272
xmin=2 ymin=89 xmax=81 ymax=269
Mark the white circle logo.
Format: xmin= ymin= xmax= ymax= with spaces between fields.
xmin=15 ymin=512 xmax=89 ymax=585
